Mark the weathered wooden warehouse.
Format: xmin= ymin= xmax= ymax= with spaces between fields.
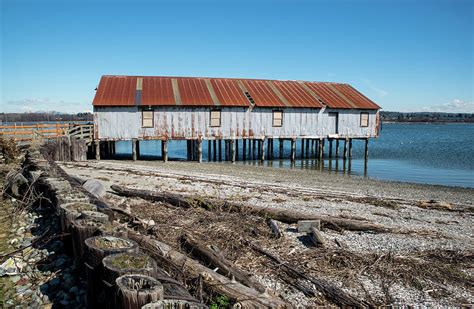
xmin=92 ymin=75 xmax=380 ymax=162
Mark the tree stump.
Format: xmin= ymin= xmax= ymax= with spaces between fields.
xmin=142 ymin=299 xmax=207 ymax=309
xmin=116 ymin=274 xmax=164 ymax=309
xmin=71 ymin=219 xmax=105 ymax=270
xmin=102 ymin=252 xmax=158 ymax=309
xmin=59 ymin=202 xmax=97 ymax=233
xmin=59 ymin=202 xmax=97 ymax=255
xmin=84 ymin=236 xmax=139 ymax=308
xmin=80 ymin=210 xmax=109 ymax=224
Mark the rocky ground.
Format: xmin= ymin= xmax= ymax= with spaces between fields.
xmin=59 ymin=160 xmax=474 ymax=306
xmin=0 ymin=164 xmax=87 ymax=308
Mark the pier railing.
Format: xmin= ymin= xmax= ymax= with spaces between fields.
xmin=0 ymin=122 xmax=93 ymax=145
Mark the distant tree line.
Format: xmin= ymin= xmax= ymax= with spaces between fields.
xmin=380 ymin=111 xmax=473 ymax=123
xmin=0 ymin=112 xmax=93 ymax=124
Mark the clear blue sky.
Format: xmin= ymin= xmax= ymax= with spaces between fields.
xmin=1 ymin=0 xmax=473 ymax=113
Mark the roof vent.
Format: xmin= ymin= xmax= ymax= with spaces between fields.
xmin=244 ymin=92 xmax=256 ymax=105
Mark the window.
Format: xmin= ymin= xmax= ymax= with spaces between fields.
xmin=142 ymin=110 xmax=154 ymax=128
xmin=210 ymin=110 xmax=221 ymax=127
xmin=273 ymin=110 xmax=283 ymax=127
xmin=360 ymin=112 xmax=369 ymax=127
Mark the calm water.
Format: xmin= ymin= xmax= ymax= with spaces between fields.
xmin=115 ymin=123 xmax=474 ymax=188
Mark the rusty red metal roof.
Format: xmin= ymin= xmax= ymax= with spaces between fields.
xmin=93 ymin=75 xmax=380 ymax=110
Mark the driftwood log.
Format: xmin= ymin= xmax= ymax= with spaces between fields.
xmin=181 ymin=233 xmax=266 ymax=293
xmin=127 ymin=230 xmax=287 ymax=308
xmin=245 ymin=240 xmax=368 ymax=308
xmin=116 ymin=274 xmax=164 ymax=309
xmin=111 ymin=185 xmax=391 ymax=233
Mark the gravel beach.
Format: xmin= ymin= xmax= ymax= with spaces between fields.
xmin=60 ymin=160 xmax=474 ymax=306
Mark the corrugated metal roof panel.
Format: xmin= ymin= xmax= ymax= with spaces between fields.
xmin=142 ymin=77 xmax=175 ymax=106
xmin=272 ymin=80 xmax=323 ymax=108
xmin=210 ymin=79 xmax=250 ymax=107
xmin=92 ymin=75 xmax=380 ymax=110
xmin=240 ymin=79 xmax=286 ymax=107
xmin=93 ymin=76 xmax=137 ymax=106
xmin=331 ymin=83 xmax=380 ymax=109
xmin=177 ymin=78 xmax=214 ymax=106
xmin=303 ymin=82 xmax=353 ymax=109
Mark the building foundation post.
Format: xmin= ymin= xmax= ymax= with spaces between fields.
xmin=261 ymin=138 xmax=266 ymax=162
xmin=218 ymin=140 xmax=222 ymax=161
xmin=132 ymin=139 xmax=138 ymax=161
xmin=162 ymin=140 xmax=168 ymax=162
xmin=343 ymin=138 xmax=348 ymax=160
xmin=335 ymin=139 xmax=339 ymax=158
xmin=279 ymin=138 xmax=284 ymax=159
xmin=291 ymin=138 xmax=296 ymax=162
xmin=305 ymin=139 xmax=310 ymax=158
xmin=231 ymin=139 xmax=235 ymax=163
xmin=329 ymin=139 xmax=333 ymax=158
xmin=318 ymin=138 xmax=324 ymax=160
xmin=349 ymin=138 xmax=353 ymax=158
xmin=208 ymin=140 xmax=211 ymax=162
xmin=364 ymin=138 xmax=369 ymax=160
xmin=95 ymin=140 xmax=100 ymax=161
xmin=242 ymin=139 xmax=246 ymax=161
xmin=198 ymin=139 xmax=203 ymax=163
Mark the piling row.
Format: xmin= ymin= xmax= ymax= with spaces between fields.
xmin=94 ymin=137 xmax=370 ymax=163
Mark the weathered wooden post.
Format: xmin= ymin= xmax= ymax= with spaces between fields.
xmin=213 ymin=140 xmax=217 ymax=161
xmin=186 ymin=140 xmax=191 ymax=161
xmin=335 ymin=139 xmax=339 ymax=157
xmin=329 ymin=139 xmax=333 ymax=158
xmin=242 ymin=139 xmax=246 ymax=161
xmin=261 ymin=138 xmax=266 ymax=162
xmin=95 ymin=140 xmax=100 ymax=160
xmin=207 ymin=140 xmax=211 ymax=161
xmin=252 ymin=139 xmax=256 ymax=160
xmin=161 ymin=140 xmax=168 ymax=162
xmin=310 ymin=139 xmax=315 ymax=157
xmin=343 ymin=138 xmax=348 ymax=160
xmin=116 ymin=274 xmax=164 ymax=309
xmin=291 ymin=138 xmax=296 ymax=162
xmin=300 ymin=139 xmax=305 ymax=158
xmin=235 ymin=139 xmax=239 ymax=161
xmin=279 ymin=138 xmax=284 ymax=159
xmin=230 ymin=139 xmax=235 ymax=163
xmin=218 ymin=140 xmax=222 ymax=161
xmin=306 ymin=138 xmax=309 ymax=158
xmin=349 ymin=138 xmax=353 ymax=158
xmin=364 ymin=138 xmax=369 ymax=160
xmin=314 ymin=139 xmax=319 ymax=159
xmin=318 ymin=138 xmax=324 ymax=159
xmin=132 ymin=139 xmax=138 ymax=161
xmin=197 ymin=139 xmax=203 ymax=163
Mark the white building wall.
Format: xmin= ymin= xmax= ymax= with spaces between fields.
xmin=94 ymin=106 xmax=378 ymax=140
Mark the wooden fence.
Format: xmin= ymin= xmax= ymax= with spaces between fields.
xmin=0 ymin=122 xmax=93 ymax=144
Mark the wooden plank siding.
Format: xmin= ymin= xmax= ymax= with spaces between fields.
xmin=94 ymin=106 xmax=378 ymax=141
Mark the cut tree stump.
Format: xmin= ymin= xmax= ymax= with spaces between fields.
xmin=71 ymin=218 xmax=105 ymax=271
xmin=59 ymin=202 xmax=97 ymax=233
xmin=116 ymin=274 xmax=164 ymax=309
xmin=84 ymin=236 xmax=139 ymax=308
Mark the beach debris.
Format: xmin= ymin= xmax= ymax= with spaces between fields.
xmin=266 ymin=218 xmax=283 ymax=238
xmin=83 ymin=179 xmax=106 ymax=198
xmin=0 ymin=257 xmax=25 ymax=276
xmin=416 ymin=200 xmax=453 ymax=210
xmin=297 ymin=220 xmax=321 ymax=233
xmin=308 ymin=227 xmax=325 ymax=248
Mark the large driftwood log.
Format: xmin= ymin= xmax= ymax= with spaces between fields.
xmin=127 ymin=230 xmax=287 ymax=308
xmin=111 ymin=185 xmax=391 ymax=233
xmin=116 ymin=274 xmax=164 ymax=309
xmin=181 ymin=233 xmax=266 ymax=293
xmin=245 ymin=240 xmax=369 ymax=308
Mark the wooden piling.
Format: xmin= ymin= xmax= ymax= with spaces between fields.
xmin=364 ymin=138 xmax=369 ymax=160
xmin=132 ymin=139 xmax=138 ymax=161
xmin=257 ymin=139 xmax=261 ymax=159
xmin=306 ymin=138 xmax=309 ymax=158
xmin=235 ymin=139 xmax=239 ymax=161
xmin=335 ymin=139 xmax=339 ymax=157
xmin=186 ymin=140 xmax=191 ymax=160
xmin=208 ymin=140 xmax=211 ymax=161
xmin=311 ymin=139 xmax=315 ymax=157
xmin=291 ymin=138 xmax=296 ymax=162
xmin=349 ymin=138 xmax=353 ymax=158
xmin=301 ymin=139 xmax=305 ymax=159
xmin=162 ymin=140 xmax=168 ymax=162
xmin=318 ymin=138 xmax=323 ymax=159
xmin=343 ymin=139 xmax=348 ymax=160
xmin=213 ymin=140 xmax=217 ymax=161
xmin=315 ymin=140 xmax=319 ymax=159
xmin=95 ymin=140 xmax=100 ymax=160
xmin=243 ymin=139 xmax=246 ymax=161
xmin=218 ymin=140 xmax=222 ymax=161
xmin=279 ymin=138 xmax=284 ymax=159
xmin=231 ymin=139 xmax=235 ymax=162
xmin=260 ymin=138 xmax=265 ymax=162
xmin=329 ymin=139 xmax=333 ymax=158
xmin=198 ymin=139 xmax=203 ymax=163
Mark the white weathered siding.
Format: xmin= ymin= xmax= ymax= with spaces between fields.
xmin=94 ymin=106 xmax=378 ymax=140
